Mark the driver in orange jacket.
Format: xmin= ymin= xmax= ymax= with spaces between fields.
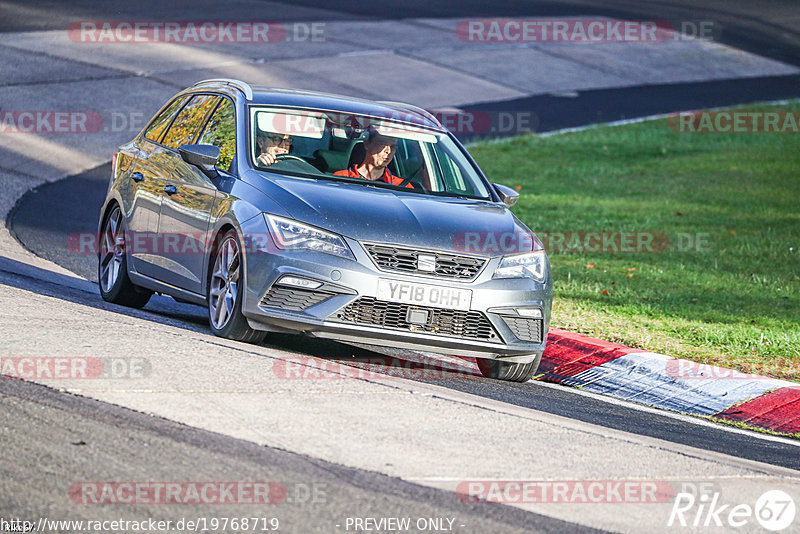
xmin=334 ymin=129 xmax=413 ymax=188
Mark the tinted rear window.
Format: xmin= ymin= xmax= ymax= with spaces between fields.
xmin=162 ymin=94 xmax=220 ymax=150
xmin=143 ymin=95 xmax=189 ymax=143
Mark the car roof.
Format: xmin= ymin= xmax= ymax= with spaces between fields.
xmin=191 ymin=79 xmax=445 ymax=132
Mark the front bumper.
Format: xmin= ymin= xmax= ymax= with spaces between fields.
xmin=240 ymin=227 xmax=552 ymax=361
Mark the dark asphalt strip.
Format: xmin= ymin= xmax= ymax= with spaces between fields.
xmin=458 ymin=74 xmax=800 ymax=142
xmin=0 ymin=377 xmax=601 ymax=534
xmin=7 ymin=163 xmax=111 ymax=283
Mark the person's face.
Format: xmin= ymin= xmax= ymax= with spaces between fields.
xmin=365 ymin=139 xmax=396 ymax=168
xmin=259 ymin=134 xmax=291 ymax=157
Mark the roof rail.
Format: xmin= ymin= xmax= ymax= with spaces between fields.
xmin=378 ymin=101 xmax=443 ymax=129
xmin=193 ymin=78 xmax=253 ymax=100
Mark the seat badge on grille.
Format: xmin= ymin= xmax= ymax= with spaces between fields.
xmin=417 ymin=254 xmax=437 ymax=272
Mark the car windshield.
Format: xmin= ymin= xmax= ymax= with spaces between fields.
xmin=248 ymin=107 xmax=492 ymax=200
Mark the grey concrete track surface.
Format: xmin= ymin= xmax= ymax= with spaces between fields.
xmin=0 ymin=377 xmax=592 ymax=534
xmin=280 ymin=0 xmax=800 ymax=66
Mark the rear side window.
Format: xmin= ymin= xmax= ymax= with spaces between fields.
xmin=143 ymin=95 xmax=189 ymax=142
xmin=197 ymin=98 xmax=236 ymax=171
xmin=161 ymin=94 xmax=220 ymax=150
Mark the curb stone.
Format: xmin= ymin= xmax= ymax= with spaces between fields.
xmin=538 ymin=328 xmax=799 ymax=435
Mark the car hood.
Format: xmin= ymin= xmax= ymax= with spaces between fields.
xmin=249 ymin=172 xmax=538 ymax=255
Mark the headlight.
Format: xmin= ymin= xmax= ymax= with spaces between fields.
xmin=265 ymin=214 xmax=354 ymax=260
xmin=493 ymin=250 xmax=547 ymax=282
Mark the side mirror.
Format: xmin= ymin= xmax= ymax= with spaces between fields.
xmin=179 ymin=144 xmax=220 ymax=173
xmin=493 ymin=183 xmax=520 ymax=207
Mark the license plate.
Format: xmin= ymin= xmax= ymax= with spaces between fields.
xmin=376 ymin=279 xmax=472 ymax=311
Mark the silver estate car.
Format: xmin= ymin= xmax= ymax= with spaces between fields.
xmin=98 ymin=79 xmax=552 ymax=382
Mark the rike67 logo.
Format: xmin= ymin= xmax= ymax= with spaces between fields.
xmin=669 ymin=489 xmax=796 ymax=531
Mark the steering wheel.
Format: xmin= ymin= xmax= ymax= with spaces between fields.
xmin=275 ymin=154 xmax=307 ymax=163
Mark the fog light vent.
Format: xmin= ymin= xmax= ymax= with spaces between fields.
xmin=501 ymin=316 xmax=543 ymax=343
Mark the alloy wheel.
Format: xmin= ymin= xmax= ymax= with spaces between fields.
xmin=209 ymin=235 xmax=241 ymax=330
xmin=99 ymin=207 xmax=125 ymax=293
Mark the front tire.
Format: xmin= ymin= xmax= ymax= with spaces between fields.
xmin=207 ymin=230 xmax=266 ymax=344
xmin=98 ymin=204 xmax=152 ymax=308
xmin=476 ymin=352 xmax=542 ymax=382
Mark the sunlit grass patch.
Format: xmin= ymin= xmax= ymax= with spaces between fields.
xmin=470 ymin=102 xmax=800 ymax=380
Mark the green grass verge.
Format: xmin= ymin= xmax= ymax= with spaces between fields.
xmin=469 ymin=102 xmax=800 ymax=380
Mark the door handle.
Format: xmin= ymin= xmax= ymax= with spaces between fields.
xmin=164 ymin=184 xmax=178 ymax=195
xmin=131 ymin=172 xmax=144 ymax=183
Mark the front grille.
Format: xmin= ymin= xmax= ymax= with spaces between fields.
xmin=335 ymin=297 xmax=499 ymax=342
xmin=501 ymin=316 xmax=544 ymax=343
xmin=363 ymin=244 xmax=486 ymax=281
xmin=259 ymin=285 xmax=334 ymax=311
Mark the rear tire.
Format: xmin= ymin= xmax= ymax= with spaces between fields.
xmin=207 ymin=229 xmax=266 ymax=344
xmin=98 ymin=204 xmax=152 ymax=309
xmin=476 ymin=352 xmax=542 ymax=382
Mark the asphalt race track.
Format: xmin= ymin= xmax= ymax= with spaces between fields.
xmin=2 ymin=1 xmax=799 ymax=532
xmin=1 ymin=377 xmax=591 ymax=534
xmin=2 ymin=0 xmax=798 ymax=66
